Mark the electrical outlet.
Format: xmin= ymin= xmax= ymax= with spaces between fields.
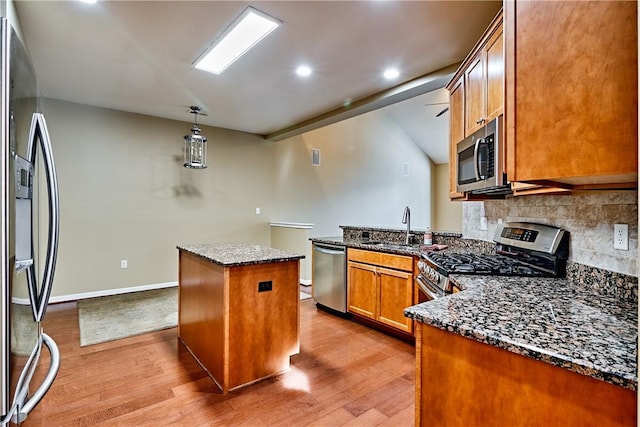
xmin=258 ymin=280 xmax=272 ymax=292
xmin=614 ymin=224 xmax=629 ymax=251
xmin=255 ymin=207 xmax=261 ymax=215
xmin=121 ymin=259 xmax=128 ymax=269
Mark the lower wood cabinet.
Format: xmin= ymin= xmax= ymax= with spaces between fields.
xmin=347 ymin=248 xmax=414 ymax=334
xmin=415 ymin=322 xmax=636 ymax=426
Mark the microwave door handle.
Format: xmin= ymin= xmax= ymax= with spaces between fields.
xmin=473 ymin=137 xmax=483 ymax=181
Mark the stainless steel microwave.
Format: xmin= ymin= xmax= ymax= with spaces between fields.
xmin=456 ymin=115 xmax=510 ymax=195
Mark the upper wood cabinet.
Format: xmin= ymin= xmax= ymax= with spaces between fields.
xmin=504 ymin=1 xmax=637 ymax=188
xmin=448 ymin=77 xmax=465 ymax=199
xmin=464 ymin=17 xmax=504 ymax=136
xmin=447 ymin=10 xmax=504 ymax=199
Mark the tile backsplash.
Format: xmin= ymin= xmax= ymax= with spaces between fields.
xmin=463 ymin=190 xmax=638 ymax=277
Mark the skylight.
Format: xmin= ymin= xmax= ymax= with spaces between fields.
xmin=194 ymin=7 xmax=281 ymax=75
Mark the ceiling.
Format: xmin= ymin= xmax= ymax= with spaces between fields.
xmin=14 ymin=0 xmax=502 ymax=163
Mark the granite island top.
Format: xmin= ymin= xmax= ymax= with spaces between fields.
xmin=405 ymin=275 xmax=638 ymax=391
xmin=177 ymin=243 xmax=305 ymax=267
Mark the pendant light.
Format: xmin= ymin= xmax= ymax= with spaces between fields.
xmin=183 ymin=106 xmax=207 ymax=169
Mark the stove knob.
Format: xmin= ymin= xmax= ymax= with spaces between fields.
xmin=432 ymin=270 xmax=440 ymax=283
xmin=427 ymin=269 xmax=438 ymax=283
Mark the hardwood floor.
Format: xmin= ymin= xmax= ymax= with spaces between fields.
xmin=22 ymin=299 xmax=415 ymax=426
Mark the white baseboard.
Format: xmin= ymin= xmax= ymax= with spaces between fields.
xmin=12 ymin=281 xmax=178 ymax=305
xmin=300 ymin=278 xmax=312 ymax=286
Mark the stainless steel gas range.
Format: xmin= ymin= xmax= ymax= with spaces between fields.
xmin=416 ymin=222 xmax=569 ymax=302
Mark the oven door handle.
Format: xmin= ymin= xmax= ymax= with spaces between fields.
xmin=416 ymin=275 xmax=442 ymax=300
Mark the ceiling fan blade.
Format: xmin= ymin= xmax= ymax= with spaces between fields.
xmin=435 ymin=107 xmax=449 ymax=117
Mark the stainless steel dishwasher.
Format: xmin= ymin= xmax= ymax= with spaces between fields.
xmin=312 ymin=242 xmax=347 ymax=314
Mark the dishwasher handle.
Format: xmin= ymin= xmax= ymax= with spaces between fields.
xmin=313 ymin=245 xmax=345 ymax=255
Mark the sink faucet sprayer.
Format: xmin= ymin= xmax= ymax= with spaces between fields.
xmin=402 ymin=206 xmax=411 ymax=245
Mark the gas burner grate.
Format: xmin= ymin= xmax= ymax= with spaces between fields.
xmin=424 ymin=253 xmax=550 ymax=277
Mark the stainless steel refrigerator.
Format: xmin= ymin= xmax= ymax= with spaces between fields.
xmin=1 ymin=18 xmax=60 ymax=426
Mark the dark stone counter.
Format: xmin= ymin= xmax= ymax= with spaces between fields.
xmin=177 ymin=243 xmax=304 ymax=267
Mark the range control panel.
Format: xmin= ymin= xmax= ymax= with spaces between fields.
xmin=500 ymin=227 xmax=538 ymax=243
xmin=493 ymin=222 xmax=568 ymax=255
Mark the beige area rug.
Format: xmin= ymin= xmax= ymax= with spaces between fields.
xmin=78 ymin=287 xmax=178 ymax=347
xmin=78 ymin=287 xmax=312 ymax=346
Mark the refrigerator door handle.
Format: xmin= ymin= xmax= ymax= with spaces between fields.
xmin=25 ymin=113 xmax=59 ymax=322
xmin=10 ymin=333 xmax=60 ymax=424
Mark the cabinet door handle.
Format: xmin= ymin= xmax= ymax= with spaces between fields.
xmin=476 ymin=117 xmax=485 ymax=125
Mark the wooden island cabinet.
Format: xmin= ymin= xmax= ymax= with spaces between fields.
xmin=177 ymin=243 xmax=304 ymax=393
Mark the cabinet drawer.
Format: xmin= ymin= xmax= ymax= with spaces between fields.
xmin=347 ymin=248 xmax=413 ymax=272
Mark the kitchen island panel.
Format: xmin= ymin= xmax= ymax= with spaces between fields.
xmin=178 ymin=246 xmax=301 ymax=393
xmin=178 ymin=251 xmax=228 ymax=387
xmin=416 ymin=322 xmax=636 ymax=426
xmin=227 ymin=260 xmax=300 ymax=389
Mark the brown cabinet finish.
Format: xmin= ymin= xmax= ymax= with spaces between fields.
xmin=505 ymin=1 xmax=637 ymax=187
xmin=377 ymin=266 xmax=413 ymax=332
xmin=178 ymin=251 xmax=226 ymax=384
xmin=347 ymin=248 xmax=414 ymax=334
xmin=178 ymin=251 xmax=300 ymax=393
xmin=447 ymin=10 xmax=503 ymax=200
xmin=464 ymin=16 xmax=504 ymax=136
xmin=485 ymin=27 xmax=504 ymax=121
xmin=415 ymin=323 xmax=636 ymax=426
xmin=347 ymin=260 xmax=378 ymax=319
xmin=448 ymin=77 xmax=465 ymax=199
xmin=464 ymin=52 xmax=485 ymax=135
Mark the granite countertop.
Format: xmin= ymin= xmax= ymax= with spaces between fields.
xmin=177 ymin=243 xmax=305 ymax=267
xmin=405 ymin=275 xmax=638 ymax=391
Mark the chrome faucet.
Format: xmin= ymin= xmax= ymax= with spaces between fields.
xmin=402 ymin=206 xmax=411 ymax=245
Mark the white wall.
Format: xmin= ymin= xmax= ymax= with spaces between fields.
xmin=432 ymin=162 xmax=462 ymax=232
xmin=41 ymin=99 xmax=275 ymax=300
xmin=273 ymin=109 xmax=433 ymax=238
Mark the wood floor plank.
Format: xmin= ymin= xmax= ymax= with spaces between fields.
xmin=20 ymin=298 xmax=414 ymax=426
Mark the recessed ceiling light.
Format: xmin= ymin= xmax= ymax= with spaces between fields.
xmin=296 ymin=65 xmax=312 ymax=77
xmin=78 ymin=0 xmax=97 ymax=3
xmin=383 ymin=68 xmax=400 ymax=80
xmin=194 ymin=7 xmax=281 ymax=75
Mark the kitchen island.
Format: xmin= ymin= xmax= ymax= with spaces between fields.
xmin=177 ymin=243 xmax=304 ymax=393
xmin=404 ymin=275 xmax=637 ymax=426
